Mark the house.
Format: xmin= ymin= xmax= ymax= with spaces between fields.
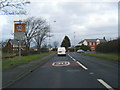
xmin=4 ymin=39 xmax=26 ymax=52
xmin=77 ymin=37 xmax=107 ymax=51
xmin=31 ymin=46 xmax=38 ymax=51
xmin=2 ymin=42 xmax=7 ymax=48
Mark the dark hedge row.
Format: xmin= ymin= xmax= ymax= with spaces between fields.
xmin=96 ymin=38 xmax=119 ymax=53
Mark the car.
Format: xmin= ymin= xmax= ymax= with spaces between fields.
xmin=77 ymin=49 xmax=85 ymax=53
xmin=57 ymin=47 xmax=66 ymax=56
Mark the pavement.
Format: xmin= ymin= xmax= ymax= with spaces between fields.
xmin=2 ymin=53 xmax=55 ymax=88
xmin=3 ymin=52 xmax=119 ymax=89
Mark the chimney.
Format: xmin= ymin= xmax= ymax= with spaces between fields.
xmin=103 ymin=37 xmax=106 ymax=40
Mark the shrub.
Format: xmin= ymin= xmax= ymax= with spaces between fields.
xmin=96 ymin=39 xmax=118 ymax=53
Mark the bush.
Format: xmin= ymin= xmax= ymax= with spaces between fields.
xmin=96 ymin=39 xmax=118 ymax=53
xmin=79 ymin=44 xmax=91 ymax=51
xmin=40 ymin=48 xmax=49 ymax=52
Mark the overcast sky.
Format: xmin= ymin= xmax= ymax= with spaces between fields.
xmin=0 ymin=0 xmax=119 ymax=47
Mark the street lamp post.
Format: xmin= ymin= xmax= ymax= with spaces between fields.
xmin=48 ymin=20 xmax=56 ymax=52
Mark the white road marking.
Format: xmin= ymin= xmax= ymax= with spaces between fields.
xmin=67 ymin=54 xmax=88 ymax=70
xmin=68 ymin=54 xmax=73 ymax=59
xmin=89 ymin=72 xmax=94 ymax=75
xmin=72 ymin=59 xmax=76 ymax=61
xmin=52 ymin=61 xmax=70 ymax=66
xmin=52 ymin=62 xmax=55 ymax=66
xmin=58 ymin=62 xmax=61 ymax=65
xmin=76 ymin=61 xmax=88 ymax=70
xmin=97 ymin=79 xmax=114 ymax=90
xmin=65 ymin=62 xmax=68 ymax=65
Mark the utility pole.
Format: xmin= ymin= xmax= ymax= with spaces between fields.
xmin=74 ymin=32 xmax=75 ymax=52
xmin=48 ymin=20 xmax=56 ymax=52
xmin=49 ymin=22 xmax=51 ymax=52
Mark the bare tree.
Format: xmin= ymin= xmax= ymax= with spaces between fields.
xmin=33 ymin=21 xmax=50 ymax=53
xmin=0 ymin=0 xmax=30 ymax=15
xmin=24 ymin=17 xmax=40 ymax=51
xmin=53 ymin=41 xmax=59 ymax=49
xmin=24 ymin=17 xmax=50 ymax=53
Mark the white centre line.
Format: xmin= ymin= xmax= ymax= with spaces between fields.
xmin=68 ymin=54 xmax=72 ymax=59
xmin=97 ymin=79 xmax=114 ymax=90
xmin=72 ymin=58 xmax=76 ymax=61
xmin=67 ymin=54 xmax=88 ymax=70
xmin=76 ymin=61 xmax=88 ymax=70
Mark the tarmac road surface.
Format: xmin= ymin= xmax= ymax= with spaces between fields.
xmin=8 ymin=52 xmax=118 ymax=89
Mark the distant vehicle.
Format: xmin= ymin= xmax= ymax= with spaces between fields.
xmin=77 ymin=49 xmax=85 ymax=53
xmin=57 ymin=47 xmax=66 ymax=56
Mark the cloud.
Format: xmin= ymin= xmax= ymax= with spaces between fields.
xmin=1 ymin=0 xmax=118 ymax=47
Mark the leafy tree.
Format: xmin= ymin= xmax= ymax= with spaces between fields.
xmin=80 ymin=44 xmax=90 ymax=51
xmin=75 ymin=45 xmax=81 ymax=51
xmin=61 ymin=36 xmax=71 ymax=50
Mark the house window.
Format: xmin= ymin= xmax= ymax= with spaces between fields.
xmin=92 ymin=42 xmax=93 ymax=45
xmin=96 ymin=42 xmax=100 ymax=45
xmin=88 ymin=42 xmax=89 ymax=45
xmin=89 ymin=42 xmax=92 ymax=45
xmin=93 ymin=42 xmax=95 ymax=45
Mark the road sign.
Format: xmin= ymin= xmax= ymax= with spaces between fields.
xmin=14 ymin=23 xmax=26 ymax=40
xmin=14 ymin=23 xmax=26 ymax=32
xmin=14 ymin=32 xmax=25 ymax=40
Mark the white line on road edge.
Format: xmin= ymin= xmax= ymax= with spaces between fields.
xmin=67 ymin=54 xmax=88 ymax=70
xmin=97 ymin=79 xmax=114 ymax=90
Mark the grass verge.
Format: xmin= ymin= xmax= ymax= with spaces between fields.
xmin=84 ymin=53 xmax=119 ymax=62
xmin=2 ymin=52 xmax=56 ymax=70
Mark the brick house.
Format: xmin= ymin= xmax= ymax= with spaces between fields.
xmin=4 ymin=39 xmax=26 ymax=53
xmin=77 ymin=38 xmax=107 ymax=51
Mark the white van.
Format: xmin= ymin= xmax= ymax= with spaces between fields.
xmin=57 ymin=47 xmax=66 ymax=56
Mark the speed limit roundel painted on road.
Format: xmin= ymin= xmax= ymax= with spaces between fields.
xmin=14 ymin=23 xmax=26 ymax=32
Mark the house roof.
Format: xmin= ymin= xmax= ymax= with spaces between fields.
xmin=9 ymin=39 xmax=25 ymax=45
xmin=85 ymin=39 xmax=97 ymax=42
xmin=78 ymin=39 xmax=106 ymax=44
xmin=78 ymin=40 xmax=84 ymax=44
xmin=98 ymin=39 xmax=107 ymax=42
xmin=2 ymin=42 xmax=7 ymax=47
xmin=9 ymin=39 xmax=18 ymax=45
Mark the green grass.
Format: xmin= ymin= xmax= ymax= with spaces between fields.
xmin=2 ymin=52 xmax=55 ymax=70
xmin=84 ymin=53 xmax=119 ymax=62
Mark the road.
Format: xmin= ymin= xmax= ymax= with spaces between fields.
xmin=8 ymin=52 xmax=118 ymax=89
